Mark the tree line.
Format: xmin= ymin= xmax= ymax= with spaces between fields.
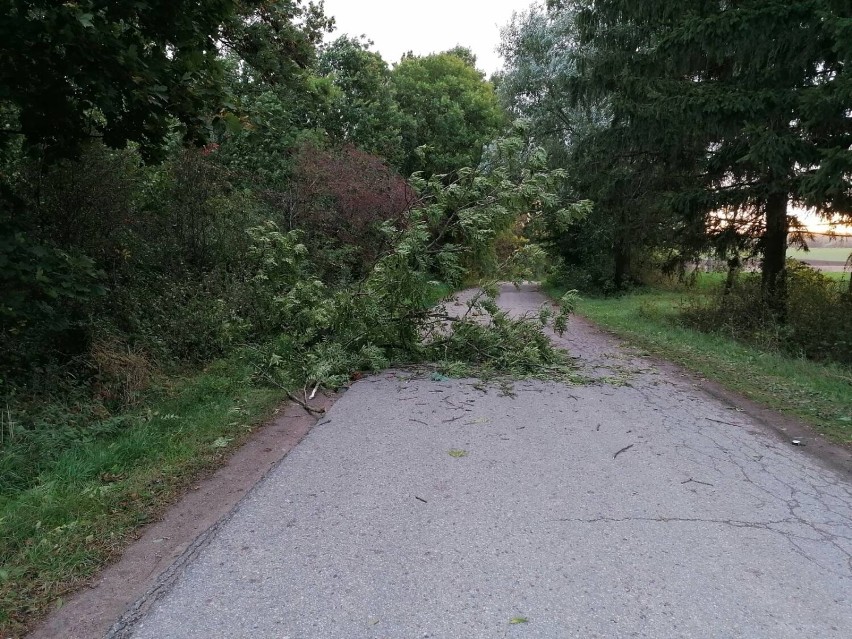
xmin=0 ymin=0 xmax=515 ymax=382
xmin=500 ymin=0 xmax=852 ymax=307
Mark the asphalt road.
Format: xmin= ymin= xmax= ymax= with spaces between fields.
xmin=118 ymin=285 xmax=852 ymax=639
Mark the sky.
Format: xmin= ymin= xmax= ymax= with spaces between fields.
xmin=321 ymin=0 xmax=535 ymax=75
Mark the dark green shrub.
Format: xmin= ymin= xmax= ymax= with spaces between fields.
xmin=0 ymin=228 xmax=106 ymax=375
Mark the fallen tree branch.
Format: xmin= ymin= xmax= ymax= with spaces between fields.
xmin=286 ymin=391 xmax=325 ymax=415
xmin=613 ymin=443 xmax=635 ymax=459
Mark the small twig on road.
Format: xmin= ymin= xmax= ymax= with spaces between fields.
xmin=681 ymin=478 xmax=715 ymax=487
xmin=442 ymin=414 xmax=464 ymax=423
xmin=256 ymin=369 xmax=326 ymax=415
xmin=415 ymin=496 xmax=428 ymax=503
xmin=410 ymin=418 xmax=428 ymax=426
xmin=706 ymin=417 xmax=743 ymax=427
xmin=613 ymin=443 xmax=635 ymax=459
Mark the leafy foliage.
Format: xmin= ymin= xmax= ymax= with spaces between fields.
xmin=289 ymin=143 xmax=414 ymax=280
xmin=252 ymin=130 xmax=582 ymax=392
xmin=1 ymin=0 xmax=225 ymax=159
xmin=501 ymin=0 xmax=852 ymax=311
xmin=318 ymin=36 xmax=404 ymax=164
xmin=392 ymin=49 xmax=507 ymax=177
xmin=583 ymin=0 xmax=852 ymax=299
xmin=499 ymin=2 xmax=683 ymax=290
xmin=0 ymin=229 xmax=106 ymax=374
xmin=0 ymin=1 xmax=334 ymax=160
xmin=221 ymin=1 xmax=333 ymax=88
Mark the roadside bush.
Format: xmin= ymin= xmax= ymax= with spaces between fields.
xmin=133 ymin=148 xmax=265 ymax=275
xmin=680 ymin=260 xmax=852 ymax=366
xmin=15 ymin=144 xmax=141 ymax=274
xmin=541 ymin=207 xmax=636 ymax=295
xmin=288 ymin=143 xmax=415 ymax=281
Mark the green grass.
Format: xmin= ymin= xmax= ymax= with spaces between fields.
xmin=424 ymin=281 xmax=454 ymax=306
xmin=0 ymin=353 xmax=285 ymax=636
xmin=695 ymin=266 xmax=850 ymax=284
xmin=790 ymin=247 xmax=851 ymax=263
xmin=545 ymin=281 xmax=851 ymax=445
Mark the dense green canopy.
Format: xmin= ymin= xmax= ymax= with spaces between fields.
xmin=0 ymin=0 xmax=330 ymax=160
xmin=392 ymin=49 xmax=507 ymax=177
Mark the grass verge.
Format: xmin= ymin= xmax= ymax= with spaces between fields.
xmin=0 ymin=279 xmax=462 ymax=636
xmin=0 ymin=353 xmax=286 ymax=636
xmin=544 ymin=282 xmax=851 ymax=445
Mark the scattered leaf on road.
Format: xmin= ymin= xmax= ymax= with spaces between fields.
xmin=510 ymin=616 xmax=529 ymax=624
xmin=448 ymin=449 xmax=468 ymax=458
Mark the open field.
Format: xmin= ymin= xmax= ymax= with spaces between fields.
xmin=790 ymin=247 xmax=851 ymax=263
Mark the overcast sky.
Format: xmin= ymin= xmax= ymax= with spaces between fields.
xmin=322 ymin=0 xmax=535 ymax=74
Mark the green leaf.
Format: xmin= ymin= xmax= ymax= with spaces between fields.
xmin=222 ymin=112 xmax=244 ymax=134
xmin=77 ymin=13 xmax=94 ymax=28
xmin=210 ymin=437 xmax=232 ymax=449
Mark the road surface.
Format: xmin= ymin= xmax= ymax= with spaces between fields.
xmin=114 ymin=284 xmax=852 ymax=639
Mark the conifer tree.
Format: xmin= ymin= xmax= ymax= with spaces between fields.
xmin=576 ymin=0 xmax=852 ymax=312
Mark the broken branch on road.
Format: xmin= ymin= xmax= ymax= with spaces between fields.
xmin=613 ymin=443 xmax=635 ymax=459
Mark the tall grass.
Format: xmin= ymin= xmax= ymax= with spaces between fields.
xmin=0 ymin=353 xmax=283 ymax=636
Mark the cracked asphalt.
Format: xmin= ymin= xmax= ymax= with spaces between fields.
xmin=118 ymin=284 xmax=852 ymax=639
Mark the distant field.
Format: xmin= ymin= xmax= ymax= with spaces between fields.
xmin=790 ymin=247 xmax=851 ymax=263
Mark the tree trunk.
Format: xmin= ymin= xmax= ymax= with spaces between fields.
xmin=724 ymin=255 xmax=740 ymax=293
xmin=612 ymin=207 xmax=631 ymax=290
xmin=761 ymin=191 xmax=789 ymax=319
xmin=613 ymin=239 xmax=629 ymax=290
